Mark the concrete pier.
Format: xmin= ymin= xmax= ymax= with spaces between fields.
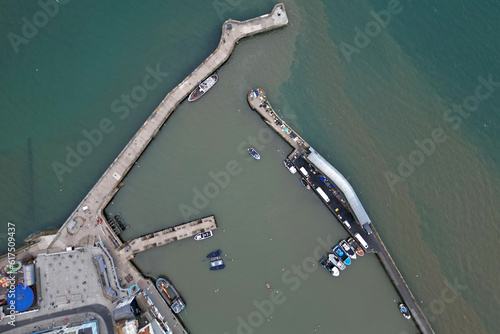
xmin=247 ymin=88 xmax=434 ymax=334
xmin=49 ymin=4 xmax=288 ymax=252
xmin=2 ymin=5 xmax=289 ymax=334
xmin=119 ymin=216 xmax=217 ymax=259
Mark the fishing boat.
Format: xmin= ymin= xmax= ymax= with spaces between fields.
xmin=300 ymin=177 xmax=311 ymax=189
xmin=156 ymin=278 xmax=186 ymax=313
xmin=328 ymin=253 xmax=346 ymax=270
xmin=210 ymin=257 xmax=225 ymax=270
xmin=248 ymin=148 xmax=261 ymax=160
xmin=266 ymin=283 xmax=272 ymax=291
xmin=194 ymin=231 xmax=213 ymax=241
xmin=348 ymin=237 xmax=364 ymax=257
xmin=283 ymin=159 xmax=297 ymax=174
xmin=188 ymin=74 xmax=218 ymax=102
xmin=340 ymin=240 xmax=356 ymax=259
xmin=399 ymin=303 xmax=411 ymax=319
xmin=320 ymin=256 xmax=340 ymax=277
xmin=333 ymin=245 xmax=351 ymax=265
xmin=206 ymin=250 xmax=222 ymax=258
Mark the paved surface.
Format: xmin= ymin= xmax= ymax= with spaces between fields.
xmin=121 ymin=216 xmax=217 ymax=259
xmin=138 ymin=279 xmax=187 ymax=334
xmin=247 ymin=88 xmax=434 ymax=334
xmin=1 ymin=304 xmax=113 ymax=334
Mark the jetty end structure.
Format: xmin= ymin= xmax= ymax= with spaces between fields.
xmin=247 ymin=88 xmax=434 ymax=334
xmin=0 ymin=5 xmax=288 ymax=334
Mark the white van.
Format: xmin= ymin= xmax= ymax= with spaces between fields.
xmin=355 ymin=233 xmax=369 ymax=249
xmin=343 ymin=220 xmax=351 ymax=229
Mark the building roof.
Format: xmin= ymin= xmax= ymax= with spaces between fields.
xmin=307 ymin=148 xmax=371 ymax=225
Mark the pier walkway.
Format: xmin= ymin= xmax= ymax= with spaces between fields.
xmin=247 ymin=88 xmax=434 ymax=334
xmin=39 ymin=5 xmax=288 ymax=334
xmin=119 ymin=216 xmax=217 ymax=260
xmin=49 ymin=4 xmax=288 ymax=253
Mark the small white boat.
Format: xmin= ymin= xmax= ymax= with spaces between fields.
xmin=283 ymin=159 xmax=297 ymax=174
xmin=248 ymin=148 xmax=261 ymax=160
xmin=194 ymin=231 xmax=213 ymax=241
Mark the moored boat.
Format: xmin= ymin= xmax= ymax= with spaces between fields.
xmin=340 ymin=240 xmax=356 ymax=259
xmin=248 ymin=148 xmax=261 ymax=160
xmin=210 ymin=257 xmax=225 ymax=270
xmin=328 ymin=253 xmax=346 ymax=270
xmin=156 ymin=278 xmax=186 ymax=313
xmin=333 ymin=245 xmax=351 ymax=265
xmin=319 ymin=256 xmax=340 ymax=277
xmin=283 ymin=159 xmax=297 ymax=174
xmin=188 ymin=74 xmax=218 ymax=102
xmin=206 ymin=250 xmax=222 ymax=258
xmin=348 ymin=237 xmax=364 ymax=257
xmin=194 ymin=231 xmax=213 ymax=241
xmin=300 ymin=177 xmax=311 ymax=189
xmin=399 ymin=303 xmax=411 ymax=319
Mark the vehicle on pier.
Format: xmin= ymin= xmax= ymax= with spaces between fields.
xmin=354 ymin=233 xmax=370 ymax=250
xmin=348 ymin=237 xmax=364 ymax=257
xmin=342 ymin=220 xmax=352 ymax=229
xmin=333 ymin=245 xmax=351 ymax=265
xmin=300 ymin=177 xmax=310 ymax=189
xmin=248 ymin=148 xmax=261 ymax=160
xmin=340 ymin=240 xmax=356 ymax=259
xmin=188 ymin=74 xmax=218 ymax=102
xmin=316 ymin=187 xmax=330 ymax=203
xmin=194 ymin=231 xmax=213 ymax=241
xmin=156 ymin=278 xmax=186 ymax=313
xmin=328 ymin=253 xmax=346 ymax=270
xmin=210 ymin=257 xmax=225 ymax=270
xmin=399 ymin=303 xmax=411 ymax=319
xmin=283 ymin=159 xmax=297 ymax=174
xmin=319 ymin=256 xmax=339 ymax=277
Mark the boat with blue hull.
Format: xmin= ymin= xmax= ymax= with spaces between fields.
xmin=340 ymin=240 xmax=356 ymax=259
xmin=248 ymin=148 xmax=261 ymax=160
xmin=206 ymin=250 xmax=222 ymax=258
xmin=156 ymin=278 xmax=186 ymax=313
xmin=333 ymin=245 xmax=351 ymax=265
xmin=399 ymin=303 xmax=412 ymax=319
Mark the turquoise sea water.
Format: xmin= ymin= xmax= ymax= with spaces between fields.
xmin=1 ymin=0 xmax=499 ymax=333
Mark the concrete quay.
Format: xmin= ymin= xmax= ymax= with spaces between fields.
xmin=1 ymin=5 xmax=288 ymax=334
xmin=247 ymin=88 xmax=434 ymax=334
xmin=48 ymin=2 xmax=288 ymax=252
xmin=118 ymin=216 xmax=217 ymax=260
